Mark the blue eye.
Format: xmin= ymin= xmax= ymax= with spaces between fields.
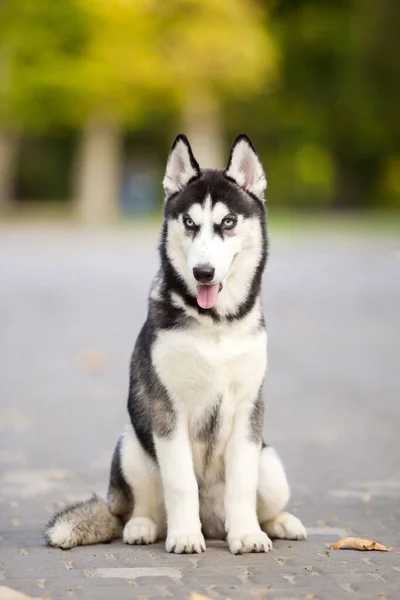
xmin=183 ymin=215 xmax=195 ymax=229
xmin=222 ymin=216 xmax=237 ymax=230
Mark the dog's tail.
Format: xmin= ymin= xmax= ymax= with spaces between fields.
xmin=44 ymin=495 xmax=122 ymax=549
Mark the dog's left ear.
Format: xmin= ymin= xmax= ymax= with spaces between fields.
xmin=225 ymin=134 xmax=267 ymax=201
xmin=163 ymin=134 xmax=200 ymax=198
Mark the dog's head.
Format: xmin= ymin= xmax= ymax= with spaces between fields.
xmin=161 ymin=134 xmax=268 ymax=317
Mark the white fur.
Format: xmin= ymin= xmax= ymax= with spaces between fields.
xmin=225 ymin=421 xmax=272 ymax=554
xmin=46 ymin=520 xmax=75 ymax=548
xmin=154 ymin=418 xmax=205 ymax=553
xmin=120 ymin=425 xmax=165 ymax=541
xmin=263 ymin=512 xmax=307 ymax=540
xmin=257 ymin=446 xmax=290 ymax=522
xmin=226 ymin=138 xmax=267 ymax=200
xmin=163 ymin=138 xmax=199 ymax=196
xmin=123 ymin=517 xmax=158 ymax=545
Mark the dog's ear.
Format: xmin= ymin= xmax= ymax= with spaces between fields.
xmin=225 ymin=134 xmax=267 ymax=201
xmin=163 ymin=134 xmax=200 ymax=198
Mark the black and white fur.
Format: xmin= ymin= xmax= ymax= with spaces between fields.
xmin=45 ymin=134 xmax=306 ymax=555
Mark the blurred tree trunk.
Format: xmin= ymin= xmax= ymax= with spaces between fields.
xmin=75 ymin=116 xmax=121 ymax=223
xmin=181 ymin=101 xmax=224 ymax=169
xmin=0 ymin=128 xmax=19 ymax=211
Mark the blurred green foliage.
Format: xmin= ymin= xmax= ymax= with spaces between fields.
xmin=227 ymin=0 xmax=400 ymax=209
xmin=1 ymin=0 xmax=399 ymax=209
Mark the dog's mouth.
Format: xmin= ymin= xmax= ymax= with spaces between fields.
xmin=196 ymin=283 xmax=223 ymax=310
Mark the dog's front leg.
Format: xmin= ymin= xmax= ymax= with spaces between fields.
xmin=154 ymin=417 xmax=205 ymax=554
xmin=224 ymin=402 xmax=272 ymax=555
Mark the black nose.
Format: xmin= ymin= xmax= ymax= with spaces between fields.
xmin=193 ymin=264 xmax=215 ymax=283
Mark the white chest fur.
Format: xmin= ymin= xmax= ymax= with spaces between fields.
xmin=151 ymin=307 xmax=267 ymax=483
xmin=152 ymin=313 xmax=267 ymax=408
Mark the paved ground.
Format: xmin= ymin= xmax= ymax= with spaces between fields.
xmin=0 ymin=222 xmax=399 ymax=600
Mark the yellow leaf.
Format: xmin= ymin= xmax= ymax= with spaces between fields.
xmin=329 ymin=537 xmax=392 ymax=552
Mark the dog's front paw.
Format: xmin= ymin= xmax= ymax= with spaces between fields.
xmin=262 ymin=512 xmax=307 ymax=541
xmin=166 ymin=531 xmax=206 ymax=554
xmin=123 ymin=517 xmax=158 ymax=545
xmin=228 ymin=529 xmax=272 ymax=555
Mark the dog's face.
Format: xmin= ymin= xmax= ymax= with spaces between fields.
xmin=162 ymin=135 xmax=268 ymax=315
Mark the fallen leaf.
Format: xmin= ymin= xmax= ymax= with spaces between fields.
xmin=189 ymin=595 xmax=212 ymax=600
xmin=329 ymin=537 xmax=392 ymax=552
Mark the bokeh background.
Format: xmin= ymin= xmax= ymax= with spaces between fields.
xmin=1 ymin=2 xmax=400 ymax=597
xmin=0 ymin=0 xmax=399 ymax=219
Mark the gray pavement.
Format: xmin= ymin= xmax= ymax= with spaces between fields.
xmin=0 ymin=222 xmax=399 ymax=599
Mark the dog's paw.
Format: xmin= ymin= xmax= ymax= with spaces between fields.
xmin=166 ymin=531 xmax=206 ymax=554
xmin=123 ymin=517 xmax=158 ymax=545
xmin=228 ymin=529 xmax=272 ymax=555
xmin=262 ymin=512 xmax=307 ymax=540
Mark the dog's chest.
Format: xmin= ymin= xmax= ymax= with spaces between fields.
xmin=152 ymin=320 xmax=267 ymax=481
xmin=152 ymin=321 xmax=267 ymax=407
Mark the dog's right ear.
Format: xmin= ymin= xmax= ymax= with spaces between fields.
xmin=163 ymin=134 xmax=200 ymax=198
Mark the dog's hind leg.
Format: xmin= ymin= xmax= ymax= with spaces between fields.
xmin=257 ymin=445 xmax=307 ymax=540
xmin=112 ymin=425 xmax=166 ymax=545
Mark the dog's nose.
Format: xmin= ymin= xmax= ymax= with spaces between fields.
xmin=193 ymin=264 xmax=215 ymax=283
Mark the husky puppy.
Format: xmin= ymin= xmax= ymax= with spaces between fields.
xmin=45 ymin=134 xmax=306 ymax=554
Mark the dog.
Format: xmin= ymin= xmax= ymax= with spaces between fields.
xmin=45 ymin=134 xmax=306 ymax=555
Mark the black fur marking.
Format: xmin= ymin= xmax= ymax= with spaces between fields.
xmin=152 ymin=392 xmax=176 ymax=438
xmin=127 ymin=297 xmax=179 ymax=460
xmin=196 ymin=397 xmax=222 ymax=442
xmin=107 ymin=437 xmax=134 ymax=520
xmin=213 ymin=223 xmax=224 ymax=239
xmin=197 ymin=396 xmax=222 ymax=471
xmin=249 ymin=387 xmax=265 ymax=444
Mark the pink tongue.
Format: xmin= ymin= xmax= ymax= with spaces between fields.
xmin=196 ymin=284 xmax=220 ymax=309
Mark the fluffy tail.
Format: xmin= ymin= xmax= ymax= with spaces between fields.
xmin=44 ymin=495 xmax=122 ymax=549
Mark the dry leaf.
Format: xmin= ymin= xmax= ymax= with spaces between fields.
xmin=188 ymin=595 xmax=212 ymax=600
xmin=329 ymin=537 xmax=392 ymax=552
